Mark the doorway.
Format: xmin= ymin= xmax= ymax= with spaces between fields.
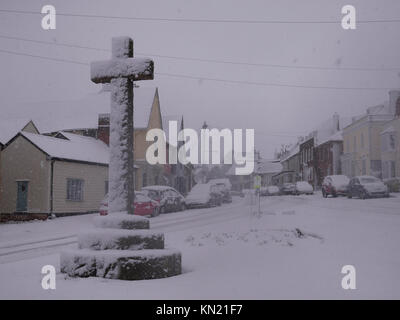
xmin=16 ymin=181 xmax=29 ymax=212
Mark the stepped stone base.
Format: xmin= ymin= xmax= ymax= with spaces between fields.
xmin=61 ymin=249 xmax=181 ymax=280
xmin=62 ymin=211 xmax=181 ymax=281
xmin=78 ymin=229 xmax=164 ymax=250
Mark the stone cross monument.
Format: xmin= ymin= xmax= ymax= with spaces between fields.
xmin=91 ymin=37 xmax=154 ymax=214
xmin=60 ymin=37 xmax=181 ymax=281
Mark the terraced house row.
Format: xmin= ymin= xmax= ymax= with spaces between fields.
xmin=274 ymin=90 xmax=400 ymax=188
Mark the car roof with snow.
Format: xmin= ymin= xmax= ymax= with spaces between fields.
xmin=142 ymin=185 xmax=178 ymax=192
xmin=356 ymin=175 xmax=380 ymax=180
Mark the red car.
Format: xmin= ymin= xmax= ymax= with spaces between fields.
xmin=322 ymin=175 xmax=350 ymax=198
xmin=99 ymin=192 xmax=160 ymax=217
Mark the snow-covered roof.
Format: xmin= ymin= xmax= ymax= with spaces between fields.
xmin=280 ymin=144 xmax=300 ymax=162
xmin=0 ymin=118 xmax=35 ymax=145
xmin=367 ymin=102 xmax=390 ymax=115
xmin=19 ymin=87 xmax=156 ymax=134
xmin=257 ymin=160 xmax=283 ymax=174
xmin=380 ymin=126 xmax=396 ymax=135
xmin=312 ymin=116 xmax=351 ymax=146
xmin=316 ymin=130 xmax=343 ymax=146
xmin=21 ymin=132 xmax=109 ymax=165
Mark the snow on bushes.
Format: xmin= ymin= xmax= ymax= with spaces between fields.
xmin=184 ymin=228 xmax=324 ymax=247
xmin=60 ymin=249 xmax=181 ymax=280
xmin=93 ymin=212 xmax=150 ymax=230
xmin=78 ymin=229 xmax=164 ymax=250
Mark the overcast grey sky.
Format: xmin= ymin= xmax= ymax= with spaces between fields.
xmin=1 ymin=0 xmax=400 ymax=157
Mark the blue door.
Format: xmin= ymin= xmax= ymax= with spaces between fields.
xmin=16 ymin=181 xmax=28 ymax=212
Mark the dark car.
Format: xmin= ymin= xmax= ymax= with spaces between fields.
xmin=322 ymin=175 xmax=350 ymax=198
xmin=347 ymin=176 xmax=389 ymax=199
xmin=280 ymin=183 xmax=296 ymax=195
xmin=141 ymin=186 xmax=186 ymax=213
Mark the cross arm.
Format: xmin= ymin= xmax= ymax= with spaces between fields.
xmin=91 ymin=58 xmax=154 ymax=84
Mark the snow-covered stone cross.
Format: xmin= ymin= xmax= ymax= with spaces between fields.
xmin=91 ymin=37 xmax=154 ymax=215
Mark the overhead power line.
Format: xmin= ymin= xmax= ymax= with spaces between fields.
xmin=156 ymin=72 xmax=393 ymax=91
xmin=0 ymin=35 xmax=108 ymax=52
xmin=0 ymin=48 xmax=89 ymax=65
xmin=0 ymin=48 xmax=395 ymax=91
xmin=1 ymin=34 xmax=399 ymax=72
xmin=1 ymin=8 xmax=400 ymax=24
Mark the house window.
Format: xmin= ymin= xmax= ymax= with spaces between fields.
xmin=105 ymin=181 xmax=109 ymax=195
xmin=389 ymin=134 xmax=396 ymax=151
xmin=361 ymin=133 xmax=364 ymax=149
xmin=142 ymin=173 xmax=147 ymax=187
xmin=67 ymin=179 xmax=84 ymax=201
xmin=362 ymin=159 xmax=366 ymax=175
xmin=382 ymin=133 xmax=396 ymax=152
xmin=353 ymin=136 xmax=357 ymax=152
xmin=390 ymin=161 xmax=396 ymax=178
xmin=382 ymin=161 xmax=388 ymax=179
xmin=382 ymin=161 xmax=396 ymax=179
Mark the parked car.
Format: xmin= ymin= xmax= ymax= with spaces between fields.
xmin=347 ymin=176 xmax=389 ymax=199
xmin=294 ymin=181 xmax=314 ymax=195
xmin=185 ymin=183 xmax=223 ymax=208
xmin=322 ymin=175 xmax=350 ymax=198
xmin=280 ymin=183 xmax=296 ymax=195
xmin=99 ymin=192 xmax=160 ymax=217
xmin=383 ymin=178 xmax=400 ymax=193
xmin=207 ymin=179 xmax=232 ymax=203
xmin=266 ymin=185 xmax=280 ymax=196
xmin=230 ymin=190 xmax=245 ymax=197
xmin=141 ymin=186 xmax=186 ymax=213
xmin=260 ymin=186 xmax=268 ymax=196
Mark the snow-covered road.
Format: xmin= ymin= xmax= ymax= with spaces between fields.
xmin=0 ymin=198 xmax=248 ymax=263
xmin=0 ymin=193 xmax=399 ymax=299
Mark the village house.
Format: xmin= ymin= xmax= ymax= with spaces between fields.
xmin=299 ymin=135 xmax=316 ymax=187
xmin=227 ymin=155 xmax=282 ymax=191
xmin=273 ymin=113 xmax=350 ymax=188
xmin=312 ymin=113 xmax=350 ymax=186
xmin=341 ymin=91 xmax=399 ymax=178
xmin=0 ymin=130 xmax=109 ymax=217
xmin=380 ymin=94 xmax=400 ymax=180
xmin=0 ymin=119 xmax=40 ymax=204
xmin=257 ymin=159 xmax=283 ymax=186
xmin=314 ymin=130 xmax=344 ymax=186
xmin=273 ymin=142 xmax=300 ymax=186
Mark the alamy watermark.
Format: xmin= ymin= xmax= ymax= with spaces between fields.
xmin=146 ymin=121 xmax=255 ymax=175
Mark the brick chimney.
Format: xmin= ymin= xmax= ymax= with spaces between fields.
xmin=333 ymin=112 xmax=340 ymax=132
xmin=97 ymin=113 xmax=110 ymax=145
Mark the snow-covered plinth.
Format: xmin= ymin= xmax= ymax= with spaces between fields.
xmin=78 ymin=229 xmax=164 ymax=250
xmin=93 ymin=212 xmax=150 ymax=230
xmin=60 ymin=249 xmax=181 ymax=280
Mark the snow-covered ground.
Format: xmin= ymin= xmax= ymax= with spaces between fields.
xmin=1 ymin=193 xmax=399 ymax=299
